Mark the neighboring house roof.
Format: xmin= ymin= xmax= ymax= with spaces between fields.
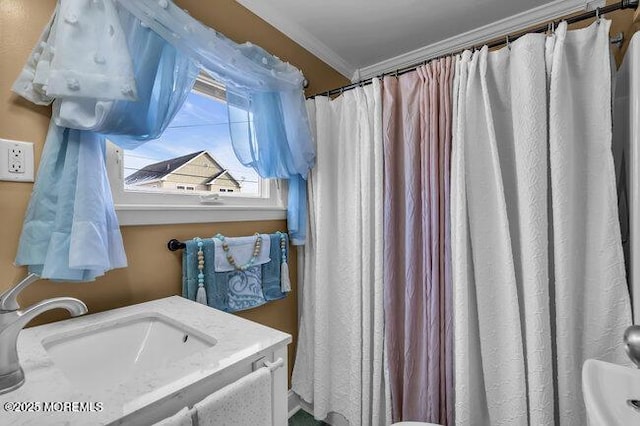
xmin=125 ymin=151 xmax=205 ymax=185
xmin=204 ymin=169 xmax=242 ymax=188
xmin=125 ymin=150 xmax=242 ymax=188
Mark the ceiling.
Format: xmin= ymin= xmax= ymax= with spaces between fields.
xmin=235 ymin=0 xmax=602 ymax=79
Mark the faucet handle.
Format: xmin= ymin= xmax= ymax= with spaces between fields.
xmin=624 ymin=325 xmax=640 ymax=368
xmin=0 ymin=273 xmax=40 ymax=312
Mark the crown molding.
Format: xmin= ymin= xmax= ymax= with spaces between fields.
xmin=354 ymin=0 xmax=606 ymax=81
xmin=234 ymin=0 xmax=356 ymax=78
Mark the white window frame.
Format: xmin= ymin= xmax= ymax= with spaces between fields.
xmin=105 ymin=76 xmax=287 ymax=226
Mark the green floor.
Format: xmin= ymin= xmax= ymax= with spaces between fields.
xmin=288 ymin=409 xmax=328 ymax=425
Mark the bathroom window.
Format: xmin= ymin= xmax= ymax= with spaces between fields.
xmin=106 ymin=75 xmax=286 ymax=226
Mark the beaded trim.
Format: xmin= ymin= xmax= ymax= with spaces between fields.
xmin=214 ymin=232 xmax=263 ymax=271
xmin=276 ymin=231 xmax=287 ymax=264
xmin=195 ymin=237 xmax=205 ymax=290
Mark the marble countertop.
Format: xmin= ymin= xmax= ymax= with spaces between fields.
xmin=0 ymin=296 xmax=291 ymax=425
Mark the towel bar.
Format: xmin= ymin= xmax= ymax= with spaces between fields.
xmin=252 ymin=356 xmax=284 ymax=373
xmin=167 ymin=239 xmax=186 ymax=251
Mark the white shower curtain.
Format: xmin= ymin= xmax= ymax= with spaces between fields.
xmin=452 ymin=20 xmax=632 ymax=426
xmin=292 ymin=80 xmax=391 ymax=425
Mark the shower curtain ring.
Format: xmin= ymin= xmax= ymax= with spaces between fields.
xmin=506 ymin=35 xmax=511 ymax=50
xmin=596 ymin=7 xmax=601 ymax=23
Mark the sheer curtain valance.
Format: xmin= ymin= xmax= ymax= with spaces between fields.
xmin=13 ymin=0 xmax=314 ymax=281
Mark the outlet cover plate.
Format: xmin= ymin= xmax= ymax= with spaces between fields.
xmin=0 ymin=138 xmax=35 ymax=182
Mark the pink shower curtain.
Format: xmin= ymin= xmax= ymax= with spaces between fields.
xmin=382 ymin=57 xmax=453 ymax=425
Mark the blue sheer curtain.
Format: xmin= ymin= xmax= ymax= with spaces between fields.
xmin=14 ymin=0 xmax=314 ymax=280
xmin=15 ymin=125 xmax=127 ymax=281
xmin=15 ymin=4 xmax=198 ymax=281
xmin=118 ymin=0 xmax=315 ymax=244
xmin=227 ymin=90 xmax=312 ymax=243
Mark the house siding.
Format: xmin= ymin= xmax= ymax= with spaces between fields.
xmin=161 ymin=153 xmax=241 ymax=192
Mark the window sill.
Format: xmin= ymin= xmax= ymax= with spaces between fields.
xmin=115 ymin=204 xmax=287 ymax=226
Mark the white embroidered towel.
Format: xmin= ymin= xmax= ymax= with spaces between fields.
xmin=213 ymin=234 xmax=271 ymax=272
xmin=194 ymin=367 xmax=272 ymax=426
xmin=153 ymin=407 xmax=193 ymax=426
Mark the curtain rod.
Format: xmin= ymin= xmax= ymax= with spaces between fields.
xmin=307 ymin=0 xmax=639 ymax=99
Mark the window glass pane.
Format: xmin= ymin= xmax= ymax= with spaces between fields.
xmin=122 ymin=89 xmax=261 ymax=196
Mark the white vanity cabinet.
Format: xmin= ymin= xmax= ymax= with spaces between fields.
xmin=0 ymin=297 xmax=291 ymax=426
xmin=118 ymin=344 xmax=290 ymax=426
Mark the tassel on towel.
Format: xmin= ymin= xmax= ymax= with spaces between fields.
xmin=277 ymin=231 xmax=292 ymax=292
xmin=281 ymin=261 xmax=291 ymax=293
xmin=196 ymin=284 xmax=207 ymax=304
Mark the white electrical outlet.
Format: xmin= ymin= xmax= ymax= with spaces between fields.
xmin=9 ymin=146 xmax=25 ymax=173
xmin=0 ymin=139 xmax=34 ymax=182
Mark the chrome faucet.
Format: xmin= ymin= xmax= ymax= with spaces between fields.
xmin=0 ymin=273 xmax=87 ymax=394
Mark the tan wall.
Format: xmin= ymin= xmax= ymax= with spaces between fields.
xmin=562 ymin=0 xmax=640 ymax=66
xmin=0 ymin=0 xmax=348 ymax=387
xmin=594 ymin=0 xmax=638 ymax=66
xmin=483 ymin=0 xmax=639 ymax=67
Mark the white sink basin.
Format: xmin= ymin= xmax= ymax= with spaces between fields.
xmin=0 ymin=296 xmax=291 ymax=425
xmin=583 ymin=359 xmax=640 ymax=425
xmin=42 ymin=313 xmax=216 ymax=390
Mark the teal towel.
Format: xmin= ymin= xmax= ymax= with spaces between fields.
xmin=182 ymin=233 xmax=288 ymax=312
xmin=262 ymin=233 xmax=288 ymax=301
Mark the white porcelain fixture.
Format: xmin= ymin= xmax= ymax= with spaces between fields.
xmin=0 ymin=296 xmax=291 ymax=426
xmin=613 ymin=31 xmax=640 ymax=323
xmin=582 ymin=359 xmax=640 ymax=425
xmin=43 ymin=313 xmax=215 ymax=390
